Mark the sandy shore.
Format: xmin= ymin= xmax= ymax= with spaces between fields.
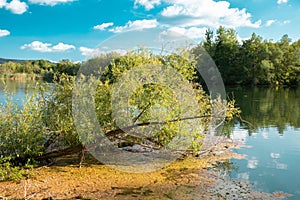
xmin=0 ymin=137 xmax=292 ymax=199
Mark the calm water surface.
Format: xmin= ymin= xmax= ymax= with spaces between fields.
xmin=0 ymin=81 xmax=37 ymax=106
xmin=1 ymin=82 xmax=300 ymax=198
xmin=227 ymin=87 xmax=300 ymax=199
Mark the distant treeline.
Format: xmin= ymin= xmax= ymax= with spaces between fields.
xmin=1 ymin=27 xmax=300 ymax=86
xmin=0 ymin=58 xmax=27 ymax=65
xmin=194 ymin=27 xmax=300 ymax=86
xmin=0 ymin=59 xmax=80 ymax=81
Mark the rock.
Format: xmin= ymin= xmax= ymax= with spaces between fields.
xmin=214 ymin=151 xmax=225 ymax=156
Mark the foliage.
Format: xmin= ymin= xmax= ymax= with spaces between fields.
xmin=0 ymin=59 xmax=80 ymax=82
xmin=76 ymin=50 xmax=238 ymax=152
xmin=2 ymin=28 xmax=300 ymax=86
xmin=0 ymin=76 xmax=79 ymax=179
xmin=0 ymin=156 xmax=32 ymax=181
xmin=0 ymin=82 xmax=46 ymax=162
xmin=0 ymin=84 xmax=43 ymax=180
xmin=195 ymin=27 xmax=300 ymax=86
xmin=0 ymin=50 xmax=239 ymax=180
xmin=228 ymin=87 xmax=300 ymax=134
xmin=41 ymin=74 xmax=79 ymax=148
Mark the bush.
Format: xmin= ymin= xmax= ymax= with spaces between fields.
xmin=0 ymin=50 xmax=239 ymax=180
xmin=0 ymin=83 xmax=46 ymax=163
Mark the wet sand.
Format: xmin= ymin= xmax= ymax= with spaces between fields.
xmin=0 ymin=137 xmax=292 ymax=199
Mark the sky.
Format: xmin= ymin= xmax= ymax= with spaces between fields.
xmin=0 ymin=0 xmax=299 ymax=62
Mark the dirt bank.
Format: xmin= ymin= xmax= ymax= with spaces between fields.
xmin=0 ymin=137 xmax=292 ymax=200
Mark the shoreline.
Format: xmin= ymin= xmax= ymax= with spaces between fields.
xmin=0 ymin=73 xmax=42 ymax=81
xmin=0 ymin=137 xmax=292 ymax=199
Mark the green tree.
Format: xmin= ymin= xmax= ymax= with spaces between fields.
xmin=213 ymin=27 xmax=240 ymax=84
xmin=203 ymin=28 xmax=215 ymax=57
xmin=239 ymin=33 xmax=267 ymax=85
xmin=0 ymin=50 xmax=238 ymax=174
xmin=74 ymin=50 xmax=238 ymax=153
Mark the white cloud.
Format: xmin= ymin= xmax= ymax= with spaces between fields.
xmin=134 ymin=0 xmax=161 ymax=10
xmin=276 ymin=163 xmax=287 ymax=170
xmin=262 ymin=131 xmax=269 ymax=139
xmin=0 ymin=0 xmax=6 ymax=8
xmin=270 ymin=153 xmax=280 ymax=159
xmin=230 ymin=129 xmax=248 ymax=144
xmin=28 ymin=0 xmax=75 ymax=6
xmin=0 ymin=29 xmax=10 ymax=37
xmin=0 ymin=0 xmax=74 ymax=14
xmin=283 ymin=20 xmax=290 ymax=24
xmin=79 ymin=47 xmax=99 ymax=56
xmin=277 ymin=0 xmax=288 ymax=4
xmin=236 ymin=34 xmax=250 ymax=44
xmin=272 ymin=159 xmax=287 ymax=170
xmin=5 ymin=0 xmax=28 ymax=14
xmin=93 ymin=22 xmax=114 ymax=31
xmin=160 ymin=0 xmax=261 ymax=28
xmin=21 ymin=41 xmax=75 ymax=52
xmin=21 ymin=41 xmax=52 ymax=52
xmin=247 ymin=158 xmax=259 ymax=169
xmin=237 ymin=172 xmax=249 ymax=180
xmin=79 ymin=46 xmax=127 ymax=57
xmin=109 ymin=19 xmax=158 ymax=33
xmin=166 ymin=26 xmax=207 ymax=39
xmin=52 ymin=42 xmax=75 ymax=52
xmin=266 ymin=19 xmax=276 ymax=27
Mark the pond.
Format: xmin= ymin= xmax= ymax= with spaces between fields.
xmin=227 ymin=87 xmax=300 ymax=199
xmin=0 ymin=80 xmax=37 ymax=107
xmin=1 ymin=81 xmax=299 ymax=198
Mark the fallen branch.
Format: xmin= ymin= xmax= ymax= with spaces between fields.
xmin=105 ymin=114 xmax=213 ymax=137
xmin=35 ymin=144 xmax=83 ymax=161
xmin=34 ymin=113 xmax=224 ymax=162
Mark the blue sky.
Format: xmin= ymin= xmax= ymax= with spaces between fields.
xmin=0 ymin=0 xmax=299 ymax=62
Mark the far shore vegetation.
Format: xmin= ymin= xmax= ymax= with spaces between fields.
xmin=1 ymin=27 xmax=300 ymax=86
xmin=0 ymin=59 xmax=80 ymax=82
